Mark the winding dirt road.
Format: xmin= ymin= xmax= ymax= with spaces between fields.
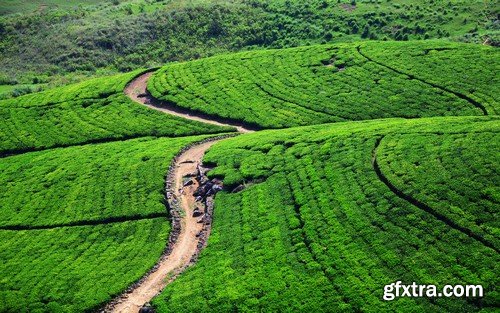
xmin=108 ymin=72 xmax=251 ymax=312
xmin=110 ymin=140 xmax=220 ymax=313
xmin=125 ymin=72 xmax=254 ymax=133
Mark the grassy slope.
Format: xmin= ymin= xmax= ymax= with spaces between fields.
xmin=152 ymin=116 xmax=500 ymax=312
xmin=378 ymin=131 xmax=499 ymax=248
xmin=0 ymin=70 xmax=232 ymax=155
xmin=0 ymin=135 xmax=212 ymax=228
xmin=361 ymin=41 xmax=500 ymax=114
xmin=149 ymin=41 xmax=496 ymax=128
xmin=0 ymin=134 xmax=215 ymax=312
xmin=0 ymin=0 xmax=497 ymax=84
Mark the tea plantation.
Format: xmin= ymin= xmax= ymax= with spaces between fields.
xmin=152 ymin=116 xmax=500 ymax=312
xmin=1 ymin=12 xmax=499 ymax=310
xmin=0 ymin=70 xmax=232 ymax=156
xmin=377 ymin=131 xmax=499 ymax=252
xmin=0 ymin=135 xmax=214 ymax=311
xmin=0 ymin=219 xmax=168 ymax=312
xmin=149 ymin=41 xmax=498 ymax=128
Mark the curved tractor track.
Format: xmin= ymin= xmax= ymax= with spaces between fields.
xmin=105 ymin=72 xmax=251 ymax=313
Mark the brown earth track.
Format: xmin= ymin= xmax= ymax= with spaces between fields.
xmin=124 ymin=72 xmax=255 ymax=134
xmin=105 ymin=72 xmax=251 ymax=312
xmin=107 ymin=140 xmax=222 ymax=313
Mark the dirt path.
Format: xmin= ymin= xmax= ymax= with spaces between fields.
xmin=108 ymin=71 xmax=253 ymax=312
xmin=109 ymin=140 xmax=221 ymax=313
xmin=124 ymin=72 xmax=254 ymax=133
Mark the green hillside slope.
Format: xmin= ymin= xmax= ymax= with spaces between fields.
xmin=0 ymin=70 xmax=232 ymax=155
xmin=360 ymin=41 xmax=499 ymax=114
xmin=0 ymin=219 xmax=168 ymax=312
xmin=152 ymin=116 xmax=500 ymax=312
xmin=149 ymin=41 xmax=497 ymax=128
xmin=377 ymin=131 xmax=499 ymax=249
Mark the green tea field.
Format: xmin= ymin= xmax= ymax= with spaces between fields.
xmin=0 ymin=135 xmax=219 ymax=311
xmin=152 ymin=117 xmax=499 ymax=312
xmin=0 ymin=70 xmax=232 ymax=155
xmin=149 ymin=41 xmax=497 ymax=128
xmin=0 ymin=1 xmax=498 ymax=312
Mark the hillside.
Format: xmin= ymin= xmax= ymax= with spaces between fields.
xmin=0 ymin=0 xmax=498 ymax=88
xmin=0 ymin=3 xmax=498 ymax=311
xmin=0 ymin=70 xmax=232 ymax=155
xmin=152 ymin=116 xmax=500 ymax=312
xmin=149 ymin=41 xmax=497 ymax=128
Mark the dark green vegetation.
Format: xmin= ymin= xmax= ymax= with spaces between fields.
xmin=0 ymin=0 xmax=107 ymax=15
xmin=0 ymin=70 xmax=232 ymax=155
xmin=0 ymin=135 xmax=212 ymax=312
xmin=0 ymin=83 xmax=44 ymax=99
xmin=153 ymin=116 xmax=500 ymax=312
xmin=149 ymin=41 xmax=497 ymax=128
xmin=1 ymin=0 xmax=498 ymax=85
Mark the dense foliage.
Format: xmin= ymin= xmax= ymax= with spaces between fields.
xmin=152 ymin=116 xmax=500 ymax=312
xmin=1 ymin=0 xmax=497 ymax=85
xmin=0 ymin=0 xmax=106 ymax=15
xmin=0 ymin=70 xmax=232 ymax=155
xmin=0 ymin=135 xmax=211 ymax=228
xmin=149 ymin=41 xmax=494 ymax=128
xmin=0 ymin=134 xmax=214 ymax=312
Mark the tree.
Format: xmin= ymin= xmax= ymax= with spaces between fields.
xmin=361 ymin=25 xmax=370 ymax=38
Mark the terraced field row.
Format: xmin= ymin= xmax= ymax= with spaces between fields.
xmin=152 ymin=116 xmax=500 ymax=312
xmin=148 ymin=41 xmax=497 ymax=129
xmin=0 ymin=219 xmax=168 ymax=313
xmin=377 ymin=132 xmax=499 ymax=251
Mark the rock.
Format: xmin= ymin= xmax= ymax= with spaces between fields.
xmin=183 ymin=179 xmax=194 ymax=187
xmin=139 ymin=304 xmax=155 ymax=313
xmin=192 ymin=207 xmax=203 ymax=217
